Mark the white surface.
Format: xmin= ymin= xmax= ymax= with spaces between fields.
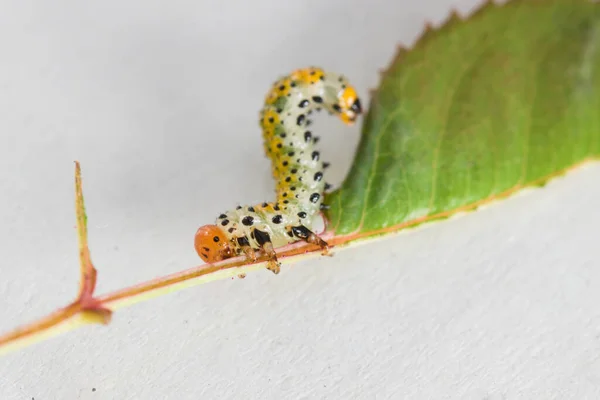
xmin=1 ymin=0 xmax=599 ymax=399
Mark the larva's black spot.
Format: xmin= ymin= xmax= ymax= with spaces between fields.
xmin=218 ymin=214 xmax=227 ymax=219
xmin=283 ymin=200 xmax=289 ymax=204
xmin=290 ymin=81 xmax=297 ymax=87
xmin=280 ymin=133 xmax=287 ymax=138
xmin=228 ymin=227 xmax=235 ymax=233
xmin=285 ymin=176 xmax=291 ymax=182
xmin=282 ymin=192 xmax=287 ymax=197
xmin=341 ymin=84 xmax=346 ymax=89
xmin=288 ymin=151 xmax=295 ymax=157
xmin=312 ymin=96 xmax=323 ymax=103
xmin=213 ymin=236 xmax=220 ymax=243
xmin=236 ymin=206 xmax=242 ymax=210
xmin=254 ymin=229 xmax=271 ymax=246
xmin=290 ymin=186 xmax=296 ymax=191
xmin=242 ymin=216 xmax=254 ymax=226
xmin=310 ymin=193 xmax=320 ymax=203
xmin=320 ymin=203 xmax=330 ymax=210
xmin=261 ymin=202 xmax=268 ymax=207
xmin=296 ymin=114 xmax=306 ymax=126
xmin=248 ymin=206 xmax=255 ymax=212
xmin=325 ymin=183 xmax=333 ymax=190
xmin=282 ymin=161 xmax=288 ymax=166
xmin=291 ymin=168 xmax=298 ymax=174
xmin=202 ymin=247 xmax=210 ymax=252
xmin=237 ymin=236 xmax=250 ymax=247
xmin=287 ymin=230 xmax=294 ymax=238
xmin=291 ymin=225 xmax=310 ymax=239
xmin=311 ymin=151 xmax=319 ymax=161
xmin=272 ymin=215 xmax=282 ymax=224
xmin=313 ymin=136 xmax=320 ymax=144
xmin=276 ymin=108 xmax=283 ymax=113
xmin=314 ymin=172 xmax=323 ymax=181
xmin=338 ymin=76 xmax=344 ymax=82
xmin=319 ymin=75 xmax=324 ymax=81
xmin=274 ymin=204 xmax=281 ymax=211
xmin=351 ymin=99 xmax=362 ymax=114
xmin=309 ymin=70 xmax=316 ymax=76
xmin=304 ymin=131 xmax=312 ymax=142
xmin=221 ymin=219 xmax=230 ymax=226
xmin=298 ymin=211 xmax=307 ymax=219
xmin=323 ymin=162 xmax=330 ymax=168
xmin=332 ymin=104 xmax=342 ymax=113
xmin=298 ymin=99 xmax=309 ymax=108
xmin=268 ymin=117 xmax=274 ymax=123
xmin=277 ymin=143 xmax=282 ymax=149
xmin=278 ymin=85 xmax=285 ymax=91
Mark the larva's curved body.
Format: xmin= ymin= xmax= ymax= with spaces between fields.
xmin=195 ymin=67 xmax=362 ymax=273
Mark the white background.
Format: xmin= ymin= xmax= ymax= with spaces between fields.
xmin=1 ymin=0 xmax=599 ymax=399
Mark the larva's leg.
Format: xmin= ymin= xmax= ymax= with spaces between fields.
xmin=236 ymin=236 xmax=258 ymax=262
xmin=262 ymin=242 xmax=281 ymax=274
xmin=291 ymin=225 xmax=330 ymax=256
xmin=253 ymin=228 xmax=281 ymax=274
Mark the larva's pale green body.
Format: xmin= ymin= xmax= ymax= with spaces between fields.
xmin=195 ymin=67 xmax=362 ymax=273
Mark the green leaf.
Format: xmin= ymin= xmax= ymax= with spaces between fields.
xmin=326 ymin=0 xmax=600 ymax=237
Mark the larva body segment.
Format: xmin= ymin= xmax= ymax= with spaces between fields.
xmin=195 ymin=67 xmax=362 ymax=273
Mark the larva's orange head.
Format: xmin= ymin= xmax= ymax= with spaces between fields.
xmin=194 ymin=224 xmax=233 ymax=263
xmin=337 ymin=85 xmax=363 ymax=125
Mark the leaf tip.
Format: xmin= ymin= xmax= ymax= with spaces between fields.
xmin=447 ymin=8 xmax=462 ymax=23
xmin=470 ymin=0 xmax=498 ymax=18
xmin=420 ymin=20 xmax=436 ymax=42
